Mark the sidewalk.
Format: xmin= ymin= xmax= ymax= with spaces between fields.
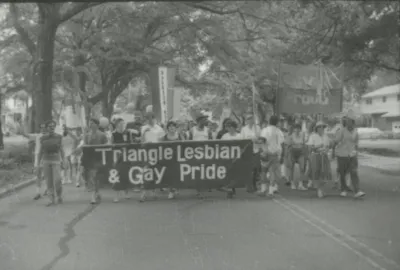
xmin=358 ymin=152 xmax=400 ymax=173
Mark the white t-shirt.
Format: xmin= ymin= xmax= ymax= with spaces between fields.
xmin=307 ymin=132 xmax=330 ymax=148
xmin=62 ymin=134 xmax=76 ymax=157
xmin=141 ymin=124 xmax=165 ymax=143
xmin=261 ymin=126 xmax=284 ymax=154
xmin=191 ymin=127 xmax=210 ymax=141
xmin=221 ymin=132 xmax=242 ymax=140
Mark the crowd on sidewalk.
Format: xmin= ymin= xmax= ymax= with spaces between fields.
xmin=27 ymin=110 xmax=365 ymax=206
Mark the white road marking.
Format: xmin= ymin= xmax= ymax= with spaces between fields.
xmin=273 ymin=198 xmax=389 ymax=270
xmin=277 ymin=196 xmax=400 ymax=269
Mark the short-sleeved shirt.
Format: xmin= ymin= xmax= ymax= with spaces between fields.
xmin=221 ymin=132 xmax=242 ymax=140
xmin=141 ymin=124 xmax=165 ymax=143
xmin=40 ymin=133 xmax=63 ymax=164
xmin=261 ymin=126 xmax=284 ymax=154
xmin=307 ymin=132 xmax=330 ymax=148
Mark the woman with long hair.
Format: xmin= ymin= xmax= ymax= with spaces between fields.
xmin=306 ymin=121 xmax=332 ymax=198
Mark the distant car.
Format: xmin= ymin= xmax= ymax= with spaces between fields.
xmin=357 ymin=128 xmax=384 ymax=140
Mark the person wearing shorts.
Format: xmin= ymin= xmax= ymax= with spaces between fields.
xmin=287 ymin=123 xmax=307 ymax=190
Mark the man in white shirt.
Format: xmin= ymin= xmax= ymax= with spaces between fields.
xmin=141 ymin=113 xmax=165 ymax=143
xmin=240 ymin=114 xmax=261 ymax=192
xmin=260 ymin=115 xmax=285 ymax=196
xmin=140 ymin=112 xmax=165 ymax=202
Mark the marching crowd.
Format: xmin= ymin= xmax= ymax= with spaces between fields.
xmin=30 ymin=110 xmax=364 ymax=206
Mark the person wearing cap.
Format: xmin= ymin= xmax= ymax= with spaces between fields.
xmin=259 ymin=115 xmax=285 ymax=196
xmin=334 ymin=113 xmax=365 ymax=198
xmin=306 ymin=121 xmax=332 ymax=198
xmin=240 ymin=114 xmax=262 ymax=192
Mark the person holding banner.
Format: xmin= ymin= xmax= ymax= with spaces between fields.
xmin=259 ymin=115 xmax=284 ymax=196
xmin=37 ymin=120 xmax=65 ymax=206
xmin=139 ymin=112 xmax=165 ymax=202
xmin=162 ymin=121 xmax=185 ymax=199
xmin=221 ymin=120 xmax=243 ymax=198
xmin=306 ymin=121 xmax=332 ymax=198
xmin=111 ymin=118 xmax=131 ymax=203
xmin=82 ymin=118 xmax=109 ymax=204
xmin=188 ymin=114 xmax=213 ymax=198
xmin=240 ymin=114 xmax=262 ymax=192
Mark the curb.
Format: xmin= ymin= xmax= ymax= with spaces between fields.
xmin=0 ymin=177 xmax=36 ymax=200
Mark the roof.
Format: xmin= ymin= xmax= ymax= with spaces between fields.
xmin=362 ymin=84 xmax=400 ymax=98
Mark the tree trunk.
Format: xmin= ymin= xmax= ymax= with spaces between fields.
xmin=101 ymin=94 xmax=115 ymax=119
xmin=33 ymin=8 xmax=58 ymax=132
xmin=0 ymin=94 xmax=4 ymax=150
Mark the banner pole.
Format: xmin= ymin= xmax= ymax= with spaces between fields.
xmin=275 ymin=58 xmax=282 ymax=117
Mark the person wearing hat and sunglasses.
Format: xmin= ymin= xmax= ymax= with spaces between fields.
xmin=334 ymin=112 xmax=365 ymax=198
xmin=306 ymin=120 xmax=332 ymax=198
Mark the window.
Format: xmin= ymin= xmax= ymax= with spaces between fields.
xmin=382 ymin=96 xmax=387 ymax=102
xmin=366 ymin=98 xmax=372 ymax=104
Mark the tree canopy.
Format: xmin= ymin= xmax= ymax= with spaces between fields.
xmin=0 ymin=1 xmax=398 ymax=131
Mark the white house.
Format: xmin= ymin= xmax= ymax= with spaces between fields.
xmin=360 ymin=84 xmax=400 ymax=132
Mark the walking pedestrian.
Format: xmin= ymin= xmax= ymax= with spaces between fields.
xmin=259 ymin=115 xmax=284 ymax=196
xmin=287 ymin=123 xmax=307 ymax=190
xmin=189 ymin=114 xmax=213 ymax=198
xmin=240 ymin=114 xmax=262 ymax=192
xmin=31 ymin=123 xmax=48 ymax=200
xmin=334 ymin=113 xmax=365 ymax=198
xmin=37 ymin=120 xmax=65 ymax=206
xmin=111 ymin=118 xmax=131 ymax=202
xmin=140 ymin=112 xmax=165 ymax=202
xmin=82 ymin=118 xmax=109 ymax=204
xmin=61 ymin=125 xmax=79 ymax=184
xmin=306 ymin=121 xmax=332 ymax=198
xmin=162 ymin=121 xmax=185 ymax=199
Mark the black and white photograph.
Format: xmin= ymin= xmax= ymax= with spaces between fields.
xmin=0 ymin=1 xmax=399 ymax=270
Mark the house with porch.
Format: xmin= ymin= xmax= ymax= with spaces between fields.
xmin=360 ymin=84 xmax=400 ymax=132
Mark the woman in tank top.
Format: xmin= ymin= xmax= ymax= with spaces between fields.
xmin=287 ymin=123 xmax=307 ymax=190
xmin=61 ymin=125 xmax=79 ymax=184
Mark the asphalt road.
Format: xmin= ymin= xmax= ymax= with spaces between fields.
xmin=0 ymin=166 xmax=399 ymax=270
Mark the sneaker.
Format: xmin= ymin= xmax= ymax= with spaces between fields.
xmin=139 ymin=191 xmax=146 ymax=202
xmin=76 ymin=182 xmax=80 ymax=188
xmin=46 ymin=200 xmax=55 ymax=207
xmin=298 ymin=183 xmax=307 ymax=191
xmin=290 ymin=183 xmax=297 ymax=190
xmin=113 ymin=198 xmax=119 ymax=203
xmin=340 ymin=191 xmax=347 ymax=197
xmin=168 ymin=192 xmax=175 ymax=199
xmin=354 ymin=191 xmax=365 ymax=198
xmin=317 ymin=189 xmax=324 ymax=198
xmin=33 ymin=194 xmax=41 ymax=200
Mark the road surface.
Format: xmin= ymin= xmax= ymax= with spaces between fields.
xmin=0 ymin=166 xmax=399 ymax=270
